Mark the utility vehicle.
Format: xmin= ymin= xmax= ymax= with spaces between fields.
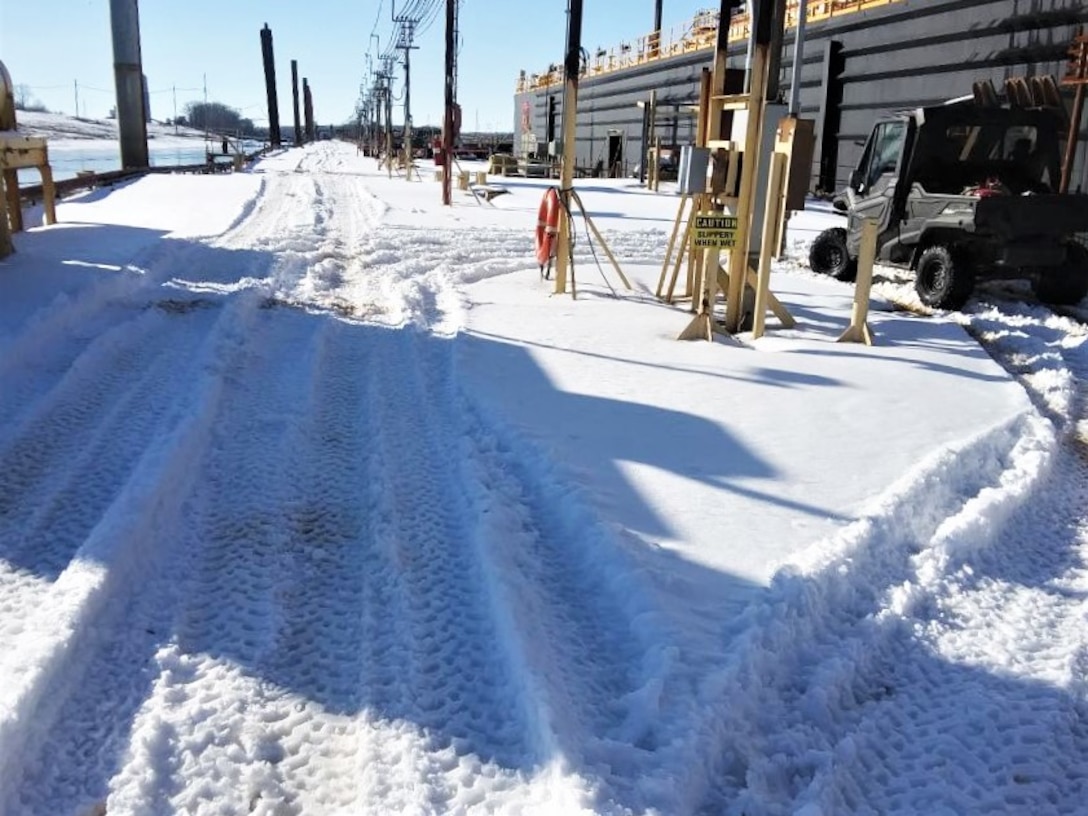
xmin=809 ymin=98 xmax=1088 ymax=309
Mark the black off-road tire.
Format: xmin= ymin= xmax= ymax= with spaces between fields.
xmin=1032 ymin=243 xmax=1088 ymax=306
xmin=915 ymin=245 xmax=974 ymax=310
xmin=809 ymin=227 xmax=858 ymax=282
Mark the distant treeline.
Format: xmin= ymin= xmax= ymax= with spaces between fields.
xmin=181 ymin=101 xmax=256 ymax=136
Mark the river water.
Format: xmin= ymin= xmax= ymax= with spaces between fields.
xmin=16 ymin=139 xmax=265 ymax=186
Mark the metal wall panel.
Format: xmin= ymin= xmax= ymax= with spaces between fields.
xmin=513 ymin=0 xmax=1088 ymax=192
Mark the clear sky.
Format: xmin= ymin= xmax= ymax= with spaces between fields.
xmin=2 ymin=1 xmax=712 ymax=132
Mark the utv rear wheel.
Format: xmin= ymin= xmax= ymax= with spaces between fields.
xmin=915 ymin=245 xmax=974 ymax=310
xmin=1032 ymin=244 xmax=1088 ymax=306
xmin=809 ymin=227 xmax=858 ymax=282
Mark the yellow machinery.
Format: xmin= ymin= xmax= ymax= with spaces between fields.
xmin=0 ymin=60 xmax=57 ymax=258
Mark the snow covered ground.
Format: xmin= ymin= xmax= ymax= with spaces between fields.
xmin=0 ymin=141 xmax=1085 ymax=815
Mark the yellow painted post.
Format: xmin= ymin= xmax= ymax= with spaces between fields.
xmin=687 ymin=196 xmax=706 ymax=312
xmin=752 ymin=151 xmax=786 ymax=339
xmin=686 ymin=70 xmax=712 ymax=306
xmin=837 ymin=218 xmax=878 ymax=345
xmin=3 ymin=170 xmax=21 ymax=233
xmin=0 ymin=183 xmax=11 ymax=257
xmin=40 ymin=165 xmax=57 ymax=226
xmin=458 ymin=172 xmax=469 ymax=190
xmin=724 ymin=42 xmax=769 ymax=334
xmin=40 ymin=143 xmax=57 ymax=226
xmin=553 ymin=75 xmax=578 ymax=295
xmin=684 ymin=209 xmax=697 ymax=298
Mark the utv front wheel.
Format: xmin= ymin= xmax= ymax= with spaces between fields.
xmin=809 ymin=227 xmax=858 ymax=282
xmin=1032 ymin=244 xmax=1088 ymax=306
xmin=915 ymin=245 xmax=974 ymax=310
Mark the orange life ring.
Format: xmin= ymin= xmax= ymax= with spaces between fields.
xmin=535 ymin=188 xmax=561 ymax=267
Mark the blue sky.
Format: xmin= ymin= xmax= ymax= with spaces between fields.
xmin=2 ymin=1 xmax=711 ymax=132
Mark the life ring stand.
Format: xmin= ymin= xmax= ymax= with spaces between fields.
xmin=535 ymin=187 xmax=562 ymax=278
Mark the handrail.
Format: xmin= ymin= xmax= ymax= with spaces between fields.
xmin=515 ymin=0 xmax=905 ymax=93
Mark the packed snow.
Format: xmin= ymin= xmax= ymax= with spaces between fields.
xmin=0 ymin=137 xmax=1086 ymax=815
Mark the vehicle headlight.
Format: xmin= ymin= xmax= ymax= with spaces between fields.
xmin=941 ymin=201 xmax=976 ymax=216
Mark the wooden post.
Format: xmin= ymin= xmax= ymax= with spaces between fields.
xmin=752 ymin=151 xmax=786 ymax=339
xmin=553 ymin=0 xmax=583 ymax=295
xmin=0 ymin=178 xmax=12 ymax=257
xmin=678 ymin=0 xmax=738 ymax=339
xmin=291 ymin=60 xmax=302 ymax=145
xmin=837 ymin=218 xmax=877 ymax=345
xmin=723 ymin=41 xmax=769 ymax=334
xmin=3 ymin=170 xmax=21 ymax=233
xmin=700 ymin=0 xmax=735 ymax=326
xmin=667 ymin=216 xmax=695 ymax=303
xmin=685 ymin=70 xmax=713 ymax=309
xmin=658 ymin=194 xmax=690 ymax=297
xmin=259 ymin=24 xmax=282 ymax=148
xmin=41 ymin=163 xmax=57 ymax=226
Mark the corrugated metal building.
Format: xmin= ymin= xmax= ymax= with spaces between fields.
xmin=512 ymin=0 xmax=1088 ymax=193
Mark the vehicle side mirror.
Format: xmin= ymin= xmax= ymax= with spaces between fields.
xmin=849 ymin=169 xmax=862 ymax=190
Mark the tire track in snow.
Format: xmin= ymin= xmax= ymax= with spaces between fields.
xmin=797 ymin=305 xmax=1088 ymax=815
xmin=453 ymin=410 xmax=679 ymax=812
xmin=98 ymin=307 xmax=333 ymax=815
xmin=0 ymin=293 xmax=261 ymax=809
xmin=665 ymin=408 xmax=1050 ymax=815
xmin=0 ymin=306 xmax=215 ymax=644
xmin=357 ymin=328 xmax=537 ymax=811
xmin=687 ymin=301 xmax=1088 ymax=815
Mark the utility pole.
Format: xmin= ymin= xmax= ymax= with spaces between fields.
xmin=74 ymin=79 xmax=79 ymax=119
xmin=385 ymin=67 xmax=394 ymax=177
xmin=393 ymin=4 xmax=420 ymax=176
xmin=373 ymin=78 xmax=384 ymax=158
xmin=109 ymin=0 xmax=149 ymax=168
xmin=442 ymin=0 xmax=457 ymax=205
xmin=172 ymin=84 xmax=177 ymax=134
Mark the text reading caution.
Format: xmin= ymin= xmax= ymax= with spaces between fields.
xmin=693 ymin=213 xmax=738 ymax=248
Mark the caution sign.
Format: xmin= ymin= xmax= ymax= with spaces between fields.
xmin=693 ymin=213 xmax=738 ymax=248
